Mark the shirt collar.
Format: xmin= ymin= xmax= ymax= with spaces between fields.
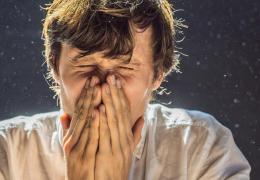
xmin=56 ymin=105 xmax=150 ymax=160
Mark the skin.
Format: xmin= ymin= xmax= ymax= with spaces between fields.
xmin=53 ymin=25 xmax=164 ymax=179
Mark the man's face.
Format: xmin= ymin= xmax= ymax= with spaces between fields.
xmin=54 ymin=25 xmax=163 ymax=127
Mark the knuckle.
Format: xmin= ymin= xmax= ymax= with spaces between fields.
xmin=84 ymin=151 xmax=95 ymax=162
xmin=63 ymin=143 xmax=72 ymax=155
xmin=112 ymin=113 xmax=119 ymax=122
xmin=109 ymin=123 xmax=117 ymax=132
xmin=87 ymin=114 xmax=93 ymax=120
xmin=87 ymin=88 xmax=93 ymax=97
xmin=82 ymin=103 xmax=89 ymax=110
xmin=115 ymin=152 xmax=124 ymax=161
xmin=100 ymin=128 xmax=108 ymax=137
xmin=69 ymin=150 xmax=79 ymax=160
xmin=88 ymin=129 xmax=99 ymax=142
xmin=92 ymin=131 xmax=99 ymax=141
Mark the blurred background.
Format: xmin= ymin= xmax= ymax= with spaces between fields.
xmin=0 ymin=0 xmax=259 ymax=179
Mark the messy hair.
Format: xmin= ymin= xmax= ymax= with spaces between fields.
xmin=41 ymin=0 xmax=187 ymax=102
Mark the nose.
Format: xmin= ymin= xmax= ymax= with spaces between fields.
xmin=93 ymin=69 xmax=114 ymax=84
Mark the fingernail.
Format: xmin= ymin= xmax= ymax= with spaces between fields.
xmin=110 ymin=75 xmax=116 ymax=85
xmin=96 ymin=77 xmax=100 ymax=85
xmin=116 ymin=79 xmax=121 ymax=88
xmin=90 ymin=76 xmax=96 ymax=87
xmin=105 ymin=84 xmax=110 ymax=94
xmin=92 ymin=111 xmax=95 ymax=118
xmin=100 ymin=105 xmax=105 ymax=113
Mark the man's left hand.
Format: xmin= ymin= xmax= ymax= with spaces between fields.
xmin=95 ymin=75 xmax=135 ymax=180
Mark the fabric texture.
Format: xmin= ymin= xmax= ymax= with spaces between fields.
xmin=0 ymin=103 xmax=251 ymax=180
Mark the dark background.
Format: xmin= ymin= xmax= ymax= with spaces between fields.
xmin=0 ymin=0 xmax=259 ymax=179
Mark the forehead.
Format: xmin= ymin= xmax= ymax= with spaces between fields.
xmin=62 ymin=25 xmax=154 ymax=65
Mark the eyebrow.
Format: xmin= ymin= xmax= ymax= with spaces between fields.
xmin=68 ymin=54 xmax=142 ymax=67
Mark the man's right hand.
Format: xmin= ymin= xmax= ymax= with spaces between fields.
xmin=62 ymin=76 xmax=101 ymax=180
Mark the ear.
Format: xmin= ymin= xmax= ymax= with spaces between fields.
xmin=152 ymin=69 xmax=164 ymax=91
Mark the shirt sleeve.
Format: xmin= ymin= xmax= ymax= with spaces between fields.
xmin=196 ymin=117 xmax=251 ymax=180
xmin=0 ymin=130 xmax=10 ymax=180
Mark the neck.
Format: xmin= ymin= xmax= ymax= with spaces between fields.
xmin=131 ymin=116 xmax=145 ymax=148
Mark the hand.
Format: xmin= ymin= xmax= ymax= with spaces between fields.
xmin=62 ymin=76 xmax=101 ymax=180
xmin=95 ymin=75 xmax=135 ymax=180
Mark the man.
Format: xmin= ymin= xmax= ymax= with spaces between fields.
xmin=0 ymin=0 xmax=251 ymax=180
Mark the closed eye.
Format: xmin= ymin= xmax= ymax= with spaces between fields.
xmin=118 ymin=66 xmax=134 ymax=71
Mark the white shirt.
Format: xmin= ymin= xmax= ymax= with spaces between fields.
xmin=0 ymin=103 xmax=251 ymax=180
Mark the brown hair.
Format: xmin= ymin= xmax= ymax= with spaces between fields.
xmin=41 ymin=0 xmax=187 ymax=100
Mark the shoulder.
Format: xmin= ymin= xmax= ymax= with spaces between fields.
xmin=0 ymin=111 xmax=61 ymax=179
xmin=147 ymin=103 xmax=239 ymax=158
xmin=148 ymin=103 xmax=251 ymax=179
xmin=0 ymin=111 xmax=60 ymax=143
xmin=0 ymin=111 xmax=60 ymax=130
xmin=148 ymin=103 xmax=227 ymax=133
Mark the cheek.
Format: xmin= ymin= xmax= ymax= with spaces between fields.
xmin=60 ymin=71 xmax=86 ymax=114
xmin=124 ymin=82 xmax=150 ymax=102
xmin=122 ymin=74 xmax=152 ymax=123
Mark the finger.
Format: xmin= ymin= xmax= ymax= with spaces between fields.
xmin=82 ymin=109 xmax=99 ymax=180
xmin=101 ymin=82 xmax=121 ymax=154
xmin=65 ymin=78 xmax=90 ymax=138
xmin=107 ymin=75 xmax=129 ymax=150
xmin=98 ymin=104 xmax=111 ymax=154
xmin=116 ymin=80 xmax=135 ymax=149
xmin=73 ymin=84 xmax=101 ymax=155
xmin=72 ymin=108 xmax=94 ymax=158
xmin=63 ymin=76 xmax=98 ymax=150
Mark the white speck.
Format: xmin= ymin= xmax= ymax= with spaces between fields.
xmin=233 ymin=98 xmax=240 ymax=104
xmin=241 ymin=42 xmax=246 ymax=47
xmin=250 ymin=140 xmax=256 ymax=145
xmin=223 ymin=72 xmax=232 ymax=78
xmin=11 ymin=57 xmax=15 ymax=60
xmin=234 ymin=124 xmax=240 ymax=128
xmin=196 ymin=61 xmax=201 ymax=66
